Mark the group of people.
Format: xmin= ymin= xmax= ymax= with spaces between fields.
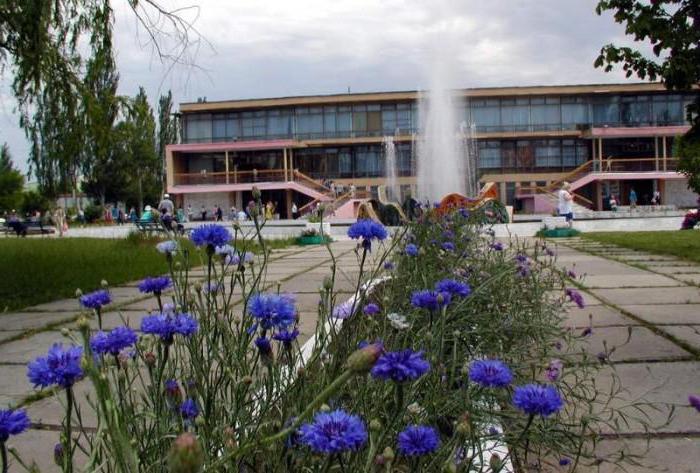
xmin=322 ymin=180 xmax=356 ymax=198
xmin=3 ymin=207 xmax=68 ymax=237
xmin=559 ymin=182 xmax=664 ymax=224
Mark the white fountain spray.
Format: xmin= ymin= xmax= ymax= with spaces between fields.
xmin=383 ymin=135 xmax=400 ymax=202
xmin=416 ymin=7 xmax=478 ymax=202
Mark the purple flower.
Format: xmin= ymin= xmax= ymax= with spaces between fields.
xmin=273 ymin=329 xmax=299 ymax=347
xmin=565 ymin=288 xmax=585 ymax=309
xmin=141 ymin=313 xmax=199 ymax=344
xmin=299 ymin=409 xmax=367 ymax=454
xmin=545 ymin=359 xmax=564 ymax=382
xmin=688 ymin=394 xmax=700 ymax=412
xmin=80 ymin=289 xmax=111 ymax=309
xmin=0 ymin=409 xmax=30 ymax=442
xmin=138 ymin=276 xmax=172 ymax=295
xmin=435 ymin=279 xmax=471 ymax=298
xmin=383 ymin=261 xmax=395 ymax=270
xmin=371 ymin=349 xmax=430 ymax=382
xmin=405 ymin=243 xmax=419 ymax=256
xmin=441 ymin=241 xmax=455 ymax=252
xmin=468 ymin=360 xmax=513 ymax=388
xmin=248 ymin=293 xmax=296 ymax=330
xmin=490 ymin=242 xmax=504 ymax=251
xmin=165 ymin=379 xmax=181 ymax=397
xmin=397 ymin=425 xmax=440 ymax=456
xmin=190 ymin=224 xmax=232 ymax=248
xmin=332 ymin=300 xmax=355 ymax=319
xmin=255 ymin=337 xmax=272 ymax=356
xmin=410 ymin=290 xmax=450 ymax=310
xmin=215 ymin=244 xmax=236 ymax=258
xmin=348 ymin=219 xmax=388 ymax=250
xmin=459 ymin=208 xmax=469 ymax=218
xmin=180 ymin=398 xmax=199 ymax=419
xmin=363 ymin=303 xmax=380 ymax=316
xmin=581 ymin=327 xmax=593 ymax=337
xmin=27 ymin=344 xmax=84 ymax=389
xmin=515 ymin=254 xmax=528 ymax=264
xmin=559 ymin=458 xmax=571 ymax=466
xmin=513 ymin=384 xmax=564 ymax=417
xmin=90 ymin=326 xmax=138 ymax=356
xmin=567 ymin=269 xmax=577 ymax=279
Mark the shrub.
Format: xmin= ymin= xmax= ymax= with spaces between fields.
xmin=83 ymin=203 xmax=103 ymax=223
xmin=14 ymin=204 xmax=664 ymax=472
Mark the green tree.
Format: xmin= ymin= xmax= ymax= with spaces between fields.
xmin=157 ymin=90 xmax=177 ymax=189
xmin=0 ymin=143 xmax=25 ymax=212
xmin=595 ymin=0 xmax=700 ymax=193
xmin=125 ymin=87 xmax=160 ymax=212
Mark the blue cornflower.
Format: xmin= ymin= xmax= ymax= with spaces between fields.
xmin=190 ymin=224 xmax=232 ymax=248
xmin=332 ymin=300 xmax=355 ymax=319
xmin=165 ymin=379 xmax=180 ymax=396
xmin=180 ymin=399 xmax=199 ymax=420
xmin=299 ymin=409 xmax=367 ymax=454
xmin=347 ymin=219 xmax=388 ymax=250
xmin=227 ymin=251 xmax=255 ymax=266
xmin=515 ymin=254 xmax=528 ymax=264
xmin=156 ymin=240 xmax=178 ymax=254
xmin=491 ymin=242 xmax=504 ymax=251
xmin=559 ymin=458 xmax=571 ymax=466
xmin=405 ymin=243 xmax=419 ymax=256
xmin=255 ymin=336 xmax=273 ymax=356
xmin=138 ymin=276 xmax=172 ymax=294
xmin=383 ymin=261 xmax=395 ymax=271
xmin=272 ymin=329 xmax=299 ymax=347
xmin=80 ymin=289 xmax=111 ymax=310
xmin=458 ymin=208 xmax=469 ymax=218
xmin=410 ymin=290 xmax=451 ymax=310
xmin=215 ymin=244 xmax=236 ymax=258
xmin=435 ymin=279 xmax=471 ymax=298
xmin=27 ymin=344 xmax=83 ymax=389
xmin=141 ymin=313 xmax=199 ymax=344
xmin=441 ymin=241 xmax=456 ymax=252
xmin=565 ymin=288 xmax=585 ymax=309
xmin=0 ymin=409 xmax=30 ymax=442
xmin=468 ymin=360 xmax=513 ymax=388
xmin=371 ymin=349 xmax=430 ymax=382
xmin=512 ymin=384 xmax=564 ymax=417
xmin=90 ymin=326 xmax=138 ymax=357
xmin=248 ymin=294 xmax=296 ymax=330
xmin=363 ymin=303 xmax=380 ymax=316
xmin=397 ymin=425 xmax=440 ymax=456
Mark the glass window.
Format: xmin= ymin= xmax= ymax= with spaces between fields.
xmin=382 ymin=110 xmax=397 ymax=134
xmin=535 ymin=139 xmax=561 ymax=167
xmin=338 ymin=149 xmax=352 ymax=177
xmin=471 ymin=105 xmax=500 ymax=130
xmin=227 ymin=117 xmax=241 ymax=139
xmin=296 ymin=113 xmax=323 ymax=136
xmin=531 ymin=104 xmax=560 ymax=129
xmin=352 ymin=111 xmax=367 ymax=133
xmin=185 ymin=114 xmax=212 ymax=142
xmin=561 ymin=103 xmax=588 ymax=127
xmin=212 ymin=117 xmax=227 ymax=140
xmin=592 ymin=98 xmax=619 ymax=125
xmin=337 ymin=112 xmax=352 ymax=132
xmin=324 ymin=111 xmax=336 ymax=135
xmin=501 ymin=105 xmax=529 ymax=130
xmin=478 ymin=142 xmax=501 ymax=168
xmin=367 ymin=111 xmax=381 ymax=133
xmin=267 ymin=113 xmax=291 ymax=137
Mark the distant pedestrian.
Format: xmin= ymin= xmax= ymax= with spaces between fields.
xmin=609 ymin=195 xmax=618 ymax=212
xmin=54 ymin=206 xmax=66 ymax=237
xmin=652 ymin=190 xmax=661 ymax=206
xmin=229 ymin=206 xmax=237 ymax=221
xmin=629 ymin=188 xmax=637 ymax=209
xmin=187 ymin=204 xmax=193 ymax=222
xmin=200 ymin=205 xmax=207 ymax=221
xmin=557 ymin=182 xmax=574 ymax=228
xmin=292 ymin=202 xmax=299 ymax=219
xmin=158 ymin=193 xmax=175 ymax=216
xmin=215 ymin=205 xmax=223 ymax=221
xmin=128 ymin=207 xmax=137 ymax=223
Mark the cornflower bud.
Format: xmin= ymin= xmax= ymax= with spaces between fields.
xmin=369 ymin=419 xmax=382 ymax=432
xmin=345 ymin=342 xmax=383 ymax=373
xmin=168 ymin=433 xmax=203 ymax=473
xmin=320 ymin=404 xmax=331 ymax=412
xmin=53 ymin=443 xmax=64 ymax=466
xmin=75 ymin=288 xmax=83 ymax=298
xmin=144 ymin=352 xmax=156 ymax=367
xmin=101 ymin=279 xmax=109 ymax=288
xmin=382 ymin=447 xmax=395 ymax=463
xmin=61 ymin=328 xmax=70 ymax=337
xmin=490 ymin=453 xmax=503 ymax=472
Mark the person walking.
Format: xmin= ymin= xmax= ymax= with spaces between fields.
xmin=187 ymin=204 xmax=193 ymax=222
xmin=158 ymin=193 xmax=175 ymax=216
xmin=629 ymin=188 xmax=638 ymax=210
xmin=652 ymin=190 xmax=661 ymax=206
xmin=200 ymin=205 xmax=207 ymax=221
xmin=291 ymin=202 xmax=299 ymax=220
xmin=215 ymin=205 xmax=223 ymax=222
xmin=557 ymin=182 xmax=574 ymax=228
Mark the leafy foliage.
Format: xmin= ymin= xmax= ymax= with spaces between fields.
xmin=595 ymin=0 xmax=700 ymax=191
xmin=0 ymin=143 xmax=25 ymax=212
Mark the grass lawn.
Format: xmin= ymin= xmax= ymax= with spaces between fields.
xmin=0 ymin=235 xmax=297 ymax=312
xmin=582 ymin=231 xmax=700 ymax=264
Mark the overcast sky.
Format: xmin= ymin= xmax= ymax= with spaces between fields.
xmin=0 ymin=0 xmax=644 ymax=176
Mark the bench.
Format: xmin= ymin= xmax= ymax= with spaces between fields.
xmin=2 ymin=221 xmax=55 ymax=237
xmin=136 ymin=219 xmax=190 ymax=236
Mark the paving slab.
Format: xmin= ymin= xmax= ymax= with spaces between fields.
xmin=615 ymin=254 xmax=683 ymax=262
xmin=563 ymin=305 xmax=636 ymax=328
xmin=6 ymin=428 xmax=86 ymax=472
xmin=555 ymin=259 xmax=650 ymax=277
xmin=586 ymin=437 xmax=700 ymax=473
xmin=0 ymin=331 xmax=76 ymax=364
xmin=22 ymin=298 xmax=84 ymax=313
xmin=678 ymin=274 xmax=700 ymax=285
xmin=0 ymin=330 xmax=24 ymax=343
xmin=659 ymin=325 xmax=700 ymax=351
xmin=571 ymin=326 xmax=691 ymax=362
xmin=645 ymin=265 xmax=700 ymax=274
xmin=592 ymin=287 xmax=700 ymax=305
xmin=582 ymin=274 xmax=681 ymax=288
xmin=26 ymin=380 xmax=97 ymax=429
xmin=594 ymin=361 xmax=700 ymax=434
xmin=619 ymin=304 xmax=700 ymax=325
xmin=0 ymin=364 xmax=33 ymax=407
xmin=0 ymin=311 xmax=81 ymax=332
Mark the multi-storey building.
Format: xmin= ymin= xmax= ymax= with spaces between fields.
xmin=165 ymin=83 xmax=698 ymax=218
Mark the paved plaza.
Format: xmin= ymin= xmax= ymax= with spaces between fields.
xmin=1 ymin=237 xmax=699 ymax=471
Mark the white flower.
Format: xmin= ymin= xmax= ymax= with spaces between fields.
xmin=387 ymin=312 xmax=411 ymax=330
xmin=157 ymin=240 xmax=178 ymax=254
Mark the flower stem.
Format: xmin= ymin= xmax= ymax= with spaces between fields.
xmin=1 ymin=442 xmax=8 ymax=473
xmin=64 ymin=387 xmax=74 ymax=473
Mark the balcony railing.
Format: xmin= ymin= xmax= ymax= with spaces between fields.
xmin=174 ymin=169 xmax=289 ymax=186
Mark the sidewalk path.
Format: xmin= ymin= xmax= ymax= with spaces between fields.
xmin=553 ymin=237 xmax=700 ymax=472
xmin=0 ymin=240 xmax=359 ymax=471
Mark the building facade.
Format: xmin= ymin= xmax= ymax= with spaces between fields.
xmin=166 ymin=83 xmax=698 ymax=218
